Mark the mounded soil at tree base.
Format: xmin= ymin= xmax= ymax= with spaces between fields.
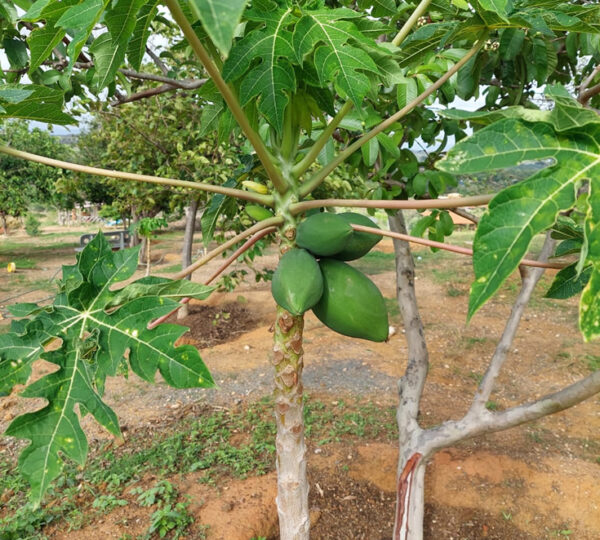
xmin=2 ymin=238 xmax=600 ymax=539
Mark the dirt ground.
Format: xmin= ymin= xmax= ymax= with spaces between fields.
xmin=1 ymin=230 xmax=600 ymax=539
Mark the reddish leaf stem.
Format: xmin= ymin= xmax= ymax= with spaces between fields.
xmin=147 ymin=227 xmax=276 ymax=330
xmin=351 ymin=224 xmax=567 ymax=270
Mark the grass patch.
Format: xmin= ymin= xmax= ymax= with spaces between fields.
xmin=350 ymin=250 xmax=395 ymax=275
xmin=384 ymin=296 xmax=401 ymax=320
xmin=160 ymin=263 xmax=182 ymax=274
xmin=0 ymin=397 xmax=396 ymax=538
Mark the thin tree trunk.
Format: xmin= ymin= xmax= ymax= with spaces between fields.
xmin=389 ymin=210 xmax=429 ymax=540
xmin=1 ymin=214 xmax=7 ymax=236
xmin=145 ymin=238 xmax=151 ymax=276
xmin=273 ymin=305 xmax=309 ymax=539
xmin=178 ymin=196 xmax=200 ymax=320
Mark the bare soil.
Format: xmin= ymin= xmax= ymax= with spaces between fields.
xmin=1 ymin=234 xmax=600 ymax=539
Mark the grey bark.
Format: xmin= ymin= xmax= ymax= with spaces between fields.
xmin=178 ymin=196 xmax=201 ymax=320
xmin=389 ymin=211 xmax=429 ymax=540
xmin=387 ymin=223 xmax=600 ymax=540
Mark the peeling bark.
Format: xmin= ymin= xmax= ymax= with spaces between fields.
xmin=272 ymin=306 xmax=309 ymax=540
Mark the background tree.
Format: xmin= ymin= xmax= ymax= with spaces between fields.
xmin=0 ymin=121 xmax=72 ymax=234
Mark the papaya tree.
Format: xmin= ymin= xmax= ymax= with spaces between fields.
xmin=1 ymin=1 xmax=600 ymax=539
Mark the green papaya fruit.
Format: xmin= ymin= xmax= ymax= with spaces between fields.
xmin=271 ymin=249 xmax=324 ymax=316
xmin=312 ymin=259 xmax=388 ymax=342
xmin=296 ymin=213 xmax=353 ymax=256
xmin=334 ymin=212 xmax=382 ymax=261
xmin=246 ymin=204 xmax=274 ymax=222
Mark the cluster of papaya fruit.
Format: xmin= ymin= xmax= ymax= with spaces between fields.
xmin=271 ymin=212 xmax=389 ymax=342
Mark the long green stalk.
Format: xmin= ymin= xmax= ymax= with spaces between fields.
xmin=290 ymin=193 xmax=493 ymax=214
xmin=299 ymin=40 xmax=484 ymax=198
xmin=392 ymin=0 xmax=434 ymax=47
xmin=0 ymin=145 xmax=274 ymax=205
xmin=165 ymin=0 xmax=287 ymax=195
xmin=292 ymin=101 xmax=354 ymax=178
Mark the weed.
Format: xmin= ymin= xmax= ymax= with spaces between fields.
xmin=468 ymin=371 xmax=483 ymax=384
xmin=146 ymin=499 xmax=195 ymax=539
xmin=501 ymin=510 xmax=512 ymax=521
xmin=132 ymin=480 xmax=178 ymax=507
xmin=446 ymin=286 xmax=465 ymax=297
xmin=91 ymin=494 xmax=128 ymax=513
xmin=485 ymin=401 xmax=499 ymax=411
xmin=583 ymin=354 xmax=600 ymax=372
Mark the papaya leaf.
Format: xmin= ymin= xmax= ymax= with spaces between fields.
xmin=201 ymin=178 xmax=238 ymax=247
xmin=56 ymin=0 xmax=106 ymax=79
xmin=0 ymin=84 xmax=74 ymax=124
xmin=222 ymin=3 xmax=296 ymax=133
xmin=293 ymin=8 xmax=380 ymax=108
xmin=188 ymin=0 xmax=249 ymax=56
xmin=91 ymin=0 xmax=147 ymax=91
xmin=580 ymin=183 xmax=600 ymax=341
xmin=438 ymin=112 xmax=600 ymax=322
xmin=2 ymin=233 xmax=214 ymax=505
xmin=478 ymin=0 xmax=513 ymax=20
xmin=546 ymin=263 xmax=591 ymax=300
xmin=25 ymin=0 xmax=78 ymax=73
xmin=127 ymin=0 xmax=161 ymax=71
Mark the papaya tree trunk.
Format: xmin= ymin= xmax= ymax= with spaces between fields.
xmin=178 ymin=196 xmax=201 ymax=320
xmin=272 ymin=305 xmax=309 ymax=539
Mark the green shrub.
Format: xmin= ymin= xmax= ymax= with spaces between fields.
xmin=24 ymin=214 xmax=41 ymax=236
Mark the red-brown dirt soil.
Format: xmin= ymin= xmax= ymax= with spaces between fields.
xmin=1 ymin=235 xmax=600 ymax=539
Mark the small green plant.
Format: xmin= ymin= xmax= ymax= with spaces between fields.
xmin=91 ymin=494 xmax=128 ymax=513
xmin=132 ymin=216 xmax=168 ymax=276
xmin=132 ymin=480 xmax=178 ymax=507
xmin=146 ymin=499 xmax=194 ymax=539
xmin=24 ymin=214 xmax=41 ymax=236
xmin=446 ymin=286 xmax=465 ymax=297
xmin=583 ymin=354 xmax=600 ymax=372
xmin=501 ymin=510 xmax=512 ymax=521
xmin=485 ymin=401 xmax=499 ymax=411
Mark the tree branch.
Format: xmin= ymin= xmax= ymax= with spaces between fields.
xmin=145 ymin=46 xmax=169 ymax=75
xmin=118 ymin=69 xmax=207 ymax=89
xmin=579 ymin=65 xmax=600 ymax=104
xmin=390 ymin=211 xmax=429 ymax=446
xmin=0 ymin=145 xmax=275 ymax=206
xmin=298 ymin=40 xmax=484 ymax=197
xmin=450 ymin=207 xmax=479 ymax=225
xmin=110 ymin=80 xmax=207 ymax=106
xmin=423 ymin=369 xmax=600 ymax=453
xmin=468 ymin=233 xmax=556 ymax=414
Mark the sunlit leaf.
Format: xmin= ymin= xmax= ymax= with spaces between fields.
xmin=1 ymin=233 xmax=214 ymax=504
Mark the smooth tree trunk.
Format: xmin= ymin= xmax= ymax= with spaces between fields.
xmin=385 ymin=220 xmax=592 ymax=540
xmin=272 ymin=305 xmax=309 ymax=539
xmin=145 ymin=237 xmax=151 ymax=276
xmin=389 ymin=211 xmax=429 ymax=540
xmin=178 ymin=196 xmax=200 ymax=320
xmin=1 ymin=213 xmax=7 ymax=236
